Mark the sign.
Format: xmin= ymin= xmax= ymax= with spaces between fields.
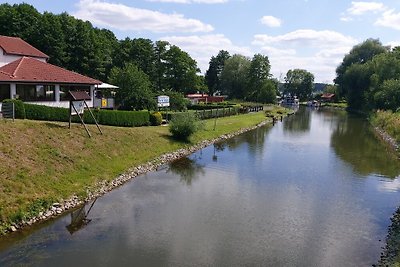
xmin=71 ymin=100 xmax=85 ymax=115
xmin=101 ymin=98 xmax=107 ymax=108
xmin=157 ymin=95 xmax=170 ymax=107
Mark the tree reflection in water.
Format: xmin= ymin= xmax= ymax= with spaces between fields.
xmin=168 ymin=156 xmax=205 ymax=186
xmin=330 ymin=112 xmax=400 ymax=178
xmin=283 ymin=108 xmax=311 ymax=135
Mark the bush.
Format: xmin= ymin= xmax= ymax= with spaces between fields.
xmin=150 ymin=112 xmax=162 ymax=126
xmin=2 ymin=99 xmax=25 ymax=119
xmin=169 ymin=112 xmax=201 ymax=140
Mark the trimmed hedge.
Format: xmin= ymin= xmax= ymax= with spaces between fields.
xmin=9 ymin=102 xmax=150 ymax=127
xmin=25 ymin=104 xmax=69 ymax=121
xmin=98 ymin=110 xmax=149 ymax=127
xmin=188 ymin=104 xmax=236 ymax=110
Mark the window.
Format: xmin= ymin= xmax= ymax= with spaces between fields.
xmin=60 ymin=85 xmax=91 ymax=101
xmin=16 ymin=84 xmax=55 ymax=101
xmin=0 ymin=84 xmax=10 ymax=101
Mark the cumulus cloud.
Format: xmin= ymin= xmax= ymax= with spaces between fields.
xmin=341 ymin=1 xmax=387 ymax=21
xmin=252 ymin=30 xmax=358 ymax=83
xmin=160 ymin=34 xmax=252 ymax=73
xmin=253 ymin=30 xmax=356 ymax=48
xmin=347 ymin=1 xmax=386 ymax=15
xmin=260 ymin=16 xmax=282 ymax=28
xmin=147 ymin=0 xmax=228 ymax=3
xmin=73 ymin=0 xmax=214 ymax=33
xmin=375 ymin=9 xmax=400 ymax=30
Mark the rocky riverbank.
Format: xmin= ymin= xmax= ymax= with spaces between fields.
xmin=4 ymin=118 xmax=274 ymax=234
xmin=374 ymin=127 xmax=400 ymax=153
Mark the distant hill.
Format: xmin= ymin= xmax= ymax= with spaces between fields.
xmin=314 ymin=83 xmax=328 ymax=92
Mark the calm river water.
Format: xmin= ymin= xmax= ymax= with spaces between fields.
xmin=1 ymin=107 xmax=400 ymax=266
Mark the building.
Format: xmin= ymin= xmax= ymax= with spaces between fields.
xmin=0 ymin=35 xmax=101 ymax=110
xmin=186 ymin=93 xmax=225 ymax=105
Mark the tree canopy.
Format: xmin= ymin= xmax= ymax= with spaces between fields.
xmin=284 ymin=69 xmax=315 ymax=101
xmin=335 ymin=39 xmax=400 ymax=112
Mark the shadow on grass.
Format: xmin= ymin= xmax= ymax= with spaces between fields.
xmin=44 ymin=122 xmax=68 ymax=129
xmin=159 ymin=133 xmax=194 ymax=144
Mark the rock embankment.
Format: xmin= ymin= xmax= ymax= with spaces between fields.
xmin=374 ymin=127 xmax=399 ymax=153
xmin=6 ymin=119 xmax=273 ymax=233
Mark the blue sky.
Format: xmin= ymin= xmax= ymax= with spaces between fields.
xmin=3 ymin=0 xmax=400 ymax=82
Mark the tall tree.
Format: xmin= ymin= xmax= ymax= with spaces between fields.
xmin=246 ymin=54 xmax=276 ymax=103
xmin=109 ymin=63 xmax=156 ymax=110
xmin=205 ymin=50 xmax=230 ymax=95
xmin=335 ymin=39 xmax=388 ymax=99
xmin=163 ymin=45 xmax=199 ymax=94
xmin=284 ymin=69 xmax=315 ymax=101
xmin=220 ymin=54 xmax=251 ymax=99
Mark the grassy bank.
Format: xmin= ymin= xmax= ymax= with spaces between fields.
xmin=0 ymin=106 xmax=288 ymax=232
xmin=371 ymin=110 xmax=400 ymax=143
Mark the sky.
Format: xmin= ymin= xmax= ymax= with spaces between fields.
xmin=3 ymin=0 xmax=400 ymax=83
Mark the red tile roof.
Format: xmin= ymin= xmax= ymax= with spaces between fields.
xmin=0 ymin=35 xmax=49 ymax=59
xmin=0 ymin=57 xmax=101 ymax=85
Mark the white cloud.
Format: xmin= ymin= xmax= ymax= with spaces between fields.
xmin=375 ymin=9 xmax=400 ymax=30
xmin=347 ymin=1 xmax=386 ymax=15
xmin=147 ymin=0 xmax=228 ymax=3
xmin=341 ymin=1 xmax=387 ymax=21
xmin=260 ymin=16 xmax=282 ymax=28
xmin=73 ymin=0 xmax=214 ymax=33
xmin=160 ymin=34 xmax=252 ymax=73
xmin=253 ymin=30 xmax=356 ymax=48
xmin=252 ymin=30 xmax=358 ymax=83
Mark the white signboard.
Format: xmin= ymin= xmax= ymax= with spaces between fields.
xmin=157 ymin=95 xmax=170 ymax=107
xmin=71 ymin=101 xmax=85 ymax=115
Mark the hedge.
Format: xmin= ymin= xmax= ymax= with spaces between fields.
xmin=188 ymin=104 xmax=236 ymax=110
xmin=6 ymin=102 xmax=150 ymax=127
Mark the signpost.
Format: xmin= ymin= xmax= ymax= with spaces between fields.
xmin=157 ymin=95 xmax=170 ymax=123
xmin=68 ymin=91 xmax=102 ymax=138
xmin=157 ymin=95 xmax=170 ymax=107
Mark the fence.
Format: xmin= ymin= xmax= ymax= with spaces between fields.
xmin=1 ymin=102 xmax=15 ymax=121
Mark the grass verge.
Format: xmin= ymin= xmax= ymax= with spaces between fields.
xmin=370 ymin=110 xmax=400 ymax=142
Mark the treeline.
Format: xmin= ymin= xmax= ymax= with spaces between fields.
xmin=335 ymin=38 xmax=400 ymax=112
xmin=0 ymin=3 xmax=203 ymax=96
xmin=205 ymin=51 xmax=315 ymax=103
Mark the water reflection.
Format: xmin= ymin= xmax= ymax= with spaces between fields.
xmin=1 ymin=107 xmax=400 ymax=266
xmin=283 ymin=108 xmax=311 ymax=135
xmin=66 ymin=198 xmax=97 ymax=235
xmin=168 ymin=157 xmax=205 ymax=186
xmin=330 ymin=112 xmax=400 ymax=178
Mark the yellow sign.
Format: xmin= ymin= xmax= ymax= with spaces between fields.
xmin=101 ymin=98 xmax=107 ymax=108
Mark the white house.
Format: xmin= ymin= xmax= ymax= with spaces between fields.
xmin=0 ymin=35 xmax=101 ymax=111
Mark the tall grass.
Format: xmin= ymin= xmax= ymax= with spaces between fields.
xmin=371 ymin=110 xmax=400 ymax=142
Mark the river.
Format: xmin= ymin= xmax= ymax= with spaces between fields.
xmin=1 ymin=107 xmax=400 ymax=266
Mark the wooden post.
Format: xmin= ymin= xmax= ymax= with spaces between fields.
xmin=84 ymin=101 xmax=102 ymax=135
xmin=72 ymin=103 xmax=91 ymax=138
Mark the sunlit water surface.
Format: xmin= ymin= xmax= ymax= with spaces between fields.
xmin=1 ymin=107 xmax=400 ymax=266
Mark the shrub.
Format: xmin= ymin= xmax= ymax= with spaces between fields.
xmin=150 ymin=111 xmax=162 ymax=126
xmin=2 ymin=99 xmax=25 ymax=119
xmin=169 ymin=112 xmax=201 ymax=140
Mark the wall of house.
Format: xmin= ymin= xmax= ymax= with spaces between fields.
xmin=0 ymin=48 xmax=47 ymax=67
